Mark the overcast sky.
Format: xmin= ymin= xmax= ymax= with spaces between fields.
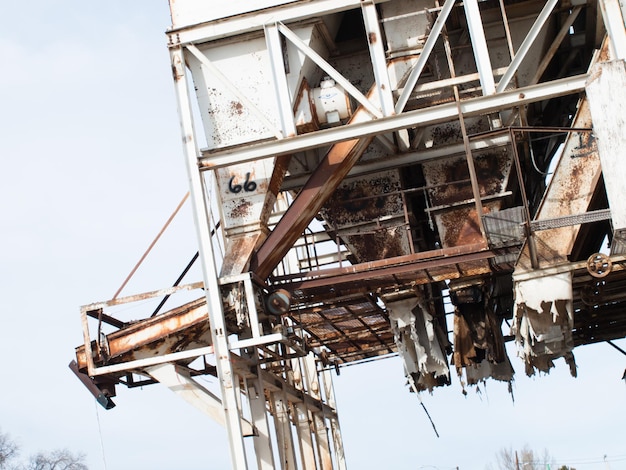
xmin=1 ymin=1 xmax=625 ymax=469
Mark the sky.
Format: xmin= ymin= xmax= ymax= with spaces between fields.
xmin=0 ymin=1 xmax=625 ymax=470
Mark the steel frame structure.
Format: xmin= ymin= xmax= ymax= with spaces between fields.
xmin=73 ymin=1 xmax=626 ymax=468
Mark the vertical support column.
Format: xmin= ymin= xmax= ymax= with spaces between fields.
xmin=170 ymin=46 xmax=249 ymax=469
xmin=271 ymin=391 xmax=297 ymax=469
xmin=361 ymin=0 xmax=410 ymax=150
xmin=265 ymin=23 xmax=298 ymax=138
xmin=321 ymin=369 xmax=346 ymax=470
xmin=454 ymin=87 xmax=486 ymax=240
xmin=311 ymin=412 xmax=332 ymax=470
xmin=293 ymin=402 xmax=316 ymax=469
xmin=244 ymin=354 xmax=276 ymax=470
xmin=290 ymin=357 xmax=317 ymax=469
xmin=360 ymin=0 xmax=394 ymax=117
xmin=598 ymin=0 xmax=626 ymax=60
xmin=463 ymin=0 xmax=496 ymax=95
xmin=243 ymin=275 xmax=261 ymax=339
xmin=303 ymin=355 xmax=332 ymax=470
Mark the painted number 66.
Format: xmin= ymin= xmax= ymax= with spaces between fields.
xmin=228 ymin=172 xmax=257 ymax=193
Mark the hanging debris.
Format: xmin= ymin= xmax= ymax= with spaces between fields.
xmin=387 ymin=289 xmax=450 ymax=393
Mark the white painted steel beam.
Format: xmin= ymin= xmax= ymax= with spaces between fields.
xmin=264 ymin=23 xmax=297 ymax=138
xmin=281 ymin=134 xmax=511 ymax=190
xmin=395 ymin=0 xmax=457 ymax=113
xmin=171 ymin=46 xmax=249 ymax=469
xmin=277 ymin=22 xmax=382 ymax=118
xmin=463 ymin=0 xmax=496 ymax=95
xmin=81 ymin=281 xmax=204 ymax=312
xmin=598 ymin=0 xmax=626 ymax=60
xmin=199 ymin=74 xmax=588 ymax=169
xmin=293 ymin=402 xmax=317 ymax=469
xmin=167 ymin=0 xmax=392 ymax=45
xmin=87 ymin=346 xmax=214 ymax=377
xmin=271 ymin=391 xmax=297 ymax=470
xmin=244 ymin=364 xmax=276 ymax=470
xmin=322 ymin=368 xmax=346 ymax=470
xmin=361 ymin=0 xmax=394 ymax=117
xmin=496 ymin=0 xmax=558 ymax=92
xmin=146 ymin=363 xmax=255 ymax=436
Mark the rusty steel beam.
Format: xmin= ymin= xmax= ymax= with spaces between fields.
xmin=250 ymin=75 xmax=588 ymax=281
xmin=252 ymin=135 xmax=374 ymax=279
xmin=76 ymin=297 xmax=210 ymax=372
xmin=284 ymin=243 xmax=495 ymax=291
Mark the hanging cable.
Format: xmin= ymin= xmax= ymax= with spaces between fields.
xmin=405 ymin=366 xmax=440 ymax=438
xmin=94 ymin=400 xmax=109 ymax=470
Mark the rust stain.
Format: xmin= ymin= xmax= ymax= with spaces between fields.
xmin=323 ymin=176 xmax=402 ymax=225
xmin=368 ymin=32 xmax=377 ymax=44
xmin=440 ymin=208 xmax=483 ymax=247
xmin=231 ymin=101 xmax=244 ymax=115
xmin=426 ymin=151 xmax=510 ymax=207
xmin=347 ymin=228 xmax=406 ymax=262
xmin=229 ymin=199 xmax=253 ymax=219
xmin=171 ymin=64 xmax=182 ymax=82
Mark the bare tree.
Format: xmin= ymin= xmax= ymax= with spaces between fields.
xmin=487 ymin=445 xmax=554 ymax=470
xmin=25 ymin=450 xmax=87 ymax=470
xmin=0 ymin=430 xmax=87 ymax=470
xmin=0 ymin=430 xmax=19 ymax=470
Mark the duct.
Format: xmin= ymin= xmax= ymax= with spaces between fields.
xmin=215 ymin=159 xmax=277 ymax=277
xmin=512 ymin=272 xmax=576 ymax=377
xmin=75 ymin=297 xmax=212 ymax=372
xmin=386 ymin=293 xmax=450 ymax=393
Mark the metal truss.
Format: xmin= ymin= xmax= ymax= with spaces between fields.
xmin=72 ymin=1 xmax=626 ymax=469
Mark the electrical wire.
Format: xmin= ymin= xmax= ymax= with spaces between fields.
xmin=94 ymin=400 xmax=108 ymax=470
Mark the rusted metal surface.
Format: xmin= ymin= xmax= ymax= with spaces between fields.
xmin=343 ymin=229 xmax=408 ymax=261
xmin=221 ymin=232 xmax=265 ymax=278
xmin=323 ymin=173 xmax=403 ymax=224
xmin=586 ymin=58 xmax=626 ymax=253
xmin=280 ymin=243 xmax=495 ymax=293
xmin=252 ymin=54 xmax=419 ymax=279
xmin=422 ymin=148 xmax=512 ymax=250
xmin=451 ymin=293 xmax=513 ymax=387
xmin=515 ymin=102 xmax=600 ymax=271
xmin=321 ymin=171 xmax=410 ymax=262
xmin=75 ymin=297 xmax=210 ymax=371
xmin=252 ymin=123 xmax=375 ymax=279
xmin=289 ymin=293 xmax=395 ymax=364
